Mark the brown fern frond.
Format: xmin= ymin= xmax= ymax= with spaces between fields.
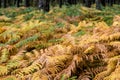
xmin=78 ymin=66 xmax=106 ymax=80
xmin=54 ymin=54 xmax=82 ymax=80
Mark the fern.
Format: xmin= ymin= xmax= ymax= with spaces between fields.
xmin=15 ymin=34 xmax=39 ymax=48
xmin=2 ymin=75 xmax=17 ymax=80
xmin=109 ymin=41 xmax=120 ymax=48
xmin=17 ymin=60 xmax=42 ymax=77
xmin=6 ymin=60 xmax=21 ymax=70
xmin=94 ymin=56 xmax=120 ymax=80
xmin=0 ymin=66 xmax=8 ymax=76
xmin=0 ymin=48 xmax=10 ymax=63
xmin=5 ymin=33 xmax=20 ymax=45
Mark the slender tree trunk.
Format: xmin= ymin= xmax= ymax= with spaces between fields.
xmin=101 ymin=0 xmax=106 ymax=6
xmin=59 ymin=0 xmax=62 ymax=8
xmin=43 ymin=0 xmax=50 ymax=12
xmin=96 ymin=0 xmax=102 ymax=10
xmin=85 ymin=0 xmax=91 ymax=7
xmin=25 ymin=0 xmax=30 ymax=7
xmin=17 ymin=0 xmax=20 ymax=7
xmin=8 ymin=0 xmax=13 ymax=6
xmin=3 ymin=0 xmax=7 ymax=8
xmin=0 ymin=0 xmax=1 ymax=7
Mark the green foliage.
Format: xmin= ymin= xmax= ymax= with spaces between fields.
xmin=24 ymin=13 xmax=34 ymax=21
xmin=65 ymin=5 xmax=81 ymax=17
xmin=55 ymin=22 xmax=65 ymax=28
xmin=74 ymin=30 xmax=86 ymax=37
xmin=15 ymin=34 xmax=39 ymax=48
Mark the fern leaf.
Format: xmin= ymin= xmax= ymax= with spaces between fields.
xmin=17 ymin=60 xmax=42 ymax=77
xmin=15 ymin=34 xmax=39 ymax=48
xmin=0 ymin=48 xmax=10 ymax=63
xmin=0 ymin=66 xmax=8 ymax=76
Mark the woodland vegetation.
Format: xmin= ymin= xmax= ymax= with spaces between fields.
xmin=0 ymin=1 xmax=120 ymax=80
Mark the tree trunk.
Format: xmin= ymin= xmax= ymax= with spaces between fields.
xmin=17 ymin=0 xmax=20 ymax=7
xmin=59 ymin=0 xmax=62 ymax=8
xmin=0 ymin=0 xmax=1 ymax=7
xmin=25 ymin=0 xmax=30 ymax=7
xmin=3 ymin=0 xmax=7 ymax=8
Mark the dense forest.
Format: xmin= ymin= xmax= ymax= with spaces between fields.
xmin=0 ymin=0 xmax=120 ymax=80
xmin=0 ymin=0 xmax=120 ymax=11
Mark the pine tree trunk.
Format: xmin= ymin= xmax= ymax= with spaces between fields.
xmin=0 ymin=0 xmax=1 ymax=7
xmin=25 ymin=0 xmax=30 ymax=7
xmin=3 ymin=0 xmax=7 ymax=8
xmin=17 ymin=0 xmax=20 ymax=7
xmin=59 ymin=0 xmax=62 ymax=8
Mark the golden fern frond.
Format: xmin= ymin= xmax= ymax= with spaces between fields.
xmin=84 ymin=45 xmax=95 ymax=55
xmin=0 ymin=27 xmax=6 ymax=34
xmin=103 ymin=66 xmax=120 ymax=80
xmin=10 ymin=50 xmax=26 ymax=61
xmin=109 ymin=41 xmax=120 ymax=48
xmin=32 ymin=49 xmax=41 ymax=58
xmin=11 ymin=69 xmax=21 ymax=75
xmin=0 ymin=30 xmax=12 ymax=43
xmin=17 ymin=60 xmax=42 ymax=77
xmin=0 ymin=15 xmax=11 ymax=22
xmin=93 ymin=56 xmax=120 ymax=80
xmin=104 ymin=52 xmax=119 ymax=58
xmin=100 ymin=32 xmax=120 ymax=42
xmin=19 ymin=20 xmax=40 ymax=34
xmin=0 ymin=48 xmax=10 ymax=63
xmin=1 ymin=75 xmax=17 ymax=80
xmin=31 ymin=71 xmax=49 ymax=80
xmin=0 ymin=66 xmax=8 ymax=76
xmin=25 ymin=52 xmax=35 ymax=60
xmin=45 ymin=54 xmax=72 ymax=67
xmin=62 ymin=34 xmax=75 ymax=46
xmin=6 ymin=60 xmax=21 ymax=70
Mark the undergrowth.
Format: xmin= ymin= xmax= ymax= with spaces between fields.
xmin=0 ymin=4 xmax=120 ymax=80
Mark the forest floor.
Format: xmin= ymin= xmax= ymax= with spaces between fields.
xmin=0 ymin=5 xmax=120 ymax=80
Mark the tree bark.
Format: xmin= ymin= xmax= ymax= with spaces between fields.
xmin=25 ymin=0 xmax=30 ymax=7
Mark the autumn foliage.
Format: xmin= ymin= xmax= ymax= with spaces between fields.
xmin=0 ymin=6 xmax=120 ymax=80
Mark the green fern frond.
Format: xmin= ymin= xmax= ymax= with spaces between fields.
xmin=15 ymin=34 xmax=39 ymax=48
xmin=5 ymin=33 xmax=21 ymax=45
